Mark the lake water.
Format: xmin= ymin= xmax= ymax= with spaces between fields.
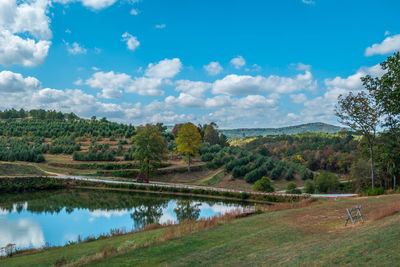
xmin=0 ymin=189 xmax=250 ymax=253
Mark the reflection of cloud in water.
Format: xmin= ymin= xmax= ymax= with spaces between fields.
xmin=90 ymin=209 xmax=130 ymax=218
xmin=0 ymin=217 xmax=45 ymax=250
xmin=0 ymin=202 xmax=29 ymax=215
xmin=199 ymin=203 xmax=244 ymax=214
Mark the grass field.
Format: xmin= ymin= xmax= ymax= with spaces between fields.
xmin=0 ymin=163 xmax=46 ymax=176
xmin=2 ymin=194 xmax=399 ymax=266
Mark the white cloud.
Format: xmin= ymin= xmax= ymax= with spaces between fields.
xmin=121 ymin=32 xmax=140 ymax=51
xmin=290 ymin=93 xmax=307 ymax=104
xmin=175 ymin=80 xmax=211 ymax=97
xmin=212 ymin=71 xmax=316 ymax=95
xmin=66 ymin=42 xmax=87 ymax=55
xmin=130 ymin=8 xmax=138 ymax=15
xmin=0 ymin=0 xmax=51 ymax=66
xmin=0 ymin=30 xmax=50 ymax=66
xmin=324 ymin=64 xmax=384 ymax=90
xmin=204 ymin=61 xmax=223 ymax=75
xmin=126 ymin=77 xmax=164 ymax=96
xmin=155 ymin=24 xmax=166 ymax=29
xmin=54 ymin=0 xmax=118 ymax=10
xmin=299 ymin=64 xmax=385 ymax=124
xmin=295 ymin=62 xmax=311 ymax=71
xmin=0 ymin=71 xmax=41 ymax=92
xmin=365 ymin=34 xmax=400 ymax=56
xmin=230 ymin=55 xmax=246 ymax=69
xmin=73 ymin=78 xmax=83 ymax=86
xmin=145 ymin=58 xmax=182 ymax=79
xmin=86 ymin=71 xmax=130 ymax=98
xmin=0 ymin=70 xmax=191 ymax=124
xmin=0 ymin=218 xmax=45 ymax=252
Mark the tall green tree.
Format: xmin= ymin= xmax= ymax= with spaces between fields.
xmin=133 ymin=124 xmax=167 ymax=180
xmin=363 ymin=52 xmax=400 ymax=188
xmin=175 ymin=122 xmax=202 ymax=172
xmin=335 ymin=91 xmax=380 ymax=188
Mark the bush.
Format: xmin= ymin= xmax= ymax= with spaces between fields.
xmin=270 ymin=165 xmax=283 ymax=180
xmin=253 ymin=176 xmax=275 ymax=192
xmin=365 ymin=187 xmax=385 ymax=196
xmin=244 ymin=165 xmax=267 ymax=183
xmin=232 ymin=164 xmax=251 ymax=178
xmin=286 ymin=182 xmax=301 ymax=194
xmin=201 ymin=152 xmax=215 ymax=162
xmin=314 ymin=171 xmax=339 ymax=193
xmin=303 ymin=180 xmax=315 ymax=194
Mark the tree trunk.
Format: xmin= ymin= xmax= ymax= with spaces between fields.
xmin=394 ymin=162 xmax=397 ymax=188
xmin=369 ymin=143 xmax=375 ymax=189
xmin=188 ymin=153 xmax=191 ymax=173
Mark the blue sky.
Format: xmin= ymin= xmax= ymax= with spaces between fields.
xmin=0 ymin=0 xmax=399 ymax=128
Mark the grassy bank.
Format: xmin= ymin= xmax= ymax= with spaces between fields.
xmin=2 ymin=194 xmax=399 ymax=266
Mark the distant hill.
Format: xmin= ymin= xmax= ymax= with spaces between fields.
xmin=219 ymin=122 xmax=345 ymax=138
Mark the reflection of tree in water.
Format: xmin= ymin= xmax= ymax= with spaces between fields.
xmin=174 ymin=200 xmax=201 ymax=222
xmin=0 ymin=189 xmax=169 ymax=215
xmin=130 ymin=200 xmax=168 ymax=228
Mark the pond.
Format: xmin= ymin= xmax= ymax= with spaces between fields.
xmin=0 ymin=189 xmax=250 ymax=253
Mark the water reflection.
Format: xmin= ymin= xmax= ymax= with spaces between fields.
xmin=0 ymin=189 xmax=249 ymax=251
xmin=0 ymin=217 xmax=45 ymax=253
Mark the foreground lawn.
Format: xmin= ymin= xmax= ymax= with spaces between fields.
xmin=2 ymin=195 xmax=400 ymax=266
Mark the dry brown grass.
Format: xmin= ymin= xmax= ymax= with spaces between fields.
xmin=369 ymin=200 xmax=400 ymax=221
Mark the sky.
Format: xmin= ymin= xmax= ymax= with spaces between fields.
xmin=0 ymin=0 xmax=399 ymax=128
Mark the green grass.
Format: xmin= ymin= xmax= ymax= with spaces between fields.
xmin=2 ymin=195 xmax=400 ymax=266
xmin=198 ymin=170 xmax=224 ymax=186
xmin=0 ymin=163 xmax=46 ymax=176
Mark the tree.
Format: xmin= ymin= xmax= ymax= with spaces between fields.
xmin=303 ymin=180 xmax=315 ymax=194
xmin=363 ymin=52 xmax=400 ymax=188
xmin=314 ymin=171 xmax=339 ymax=193
xmin=175 ymin=122 xmax=202 ymax=172
xmin=335 ymin=91 xmax=380 ymax=188
xmin=253 ymin=176 xmax=275 ymax=192
xmin=133 ymin=124 xmax=167 ymax=180
xmin=204 ymin=123 xmax=220 ymax=145
xmin=286 ymin=182 xmax=301 ymax=194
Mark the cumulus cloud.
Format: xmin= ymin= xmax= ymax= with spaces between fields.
xmin=0 ymin=70 xmax=194 ymax=125
xmin=66 ymin=42 xmax=87 ymax=55
xmin=145 ymin=58 xmax=182 ymax=79
xmin=85 ymin=71 xmax=130 ymax=98
xmin=0 ymin=31 xmax=50 ymax=66
xmin=290 ymin=93 xmax=307 ymax=104
xmin=0 ymin=71 xmax=41 ymax=92
xmin=299 ymin=64 xmax=385 ymax=124
xmin=0 ymin=218 xmax=45 ymax=251
xmin=0 ymin=0 xmax=51 ymax=66
xmin=230 ymin=55 xmax=246 ymax=69
xmin=164 ymin=80 xmax=211 ymax=108
xmin=212 ymin=71 xmax=317 ymax=95
xmin=121 ymin=32 xmax=140 ymax=51
xmin=202 ymin=95 xmax=278 ymax=127
xmin=204 ymin=61 xmax=223 ymax=75
xmin=365 ymin=34 xmax=400 ymax=56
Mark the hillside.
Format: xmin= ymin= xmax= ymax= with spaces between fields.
xmin=219 ymin=122 xmax=344 ymax=138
